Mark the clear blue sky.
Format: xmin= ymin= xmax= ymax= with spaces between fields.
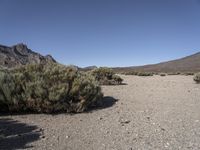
xmin=1 ymin=0 xmax=200 ymax=67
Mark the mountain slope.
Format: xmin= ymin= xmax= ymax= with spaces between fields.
xmin=0 ymin=43 xmax=56 ymax=68
xmin=113 ymin=52 xmax=200 ymax=73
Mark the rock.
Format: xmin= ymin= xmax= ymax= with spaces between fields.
xmin=0 ymin=43 xmax=56 ymax=68
xmin=119 ymin=119 xmax=131 ymax=125
xmin=41 ymin=135 xmax=45 ymax=139
xmin=99 ymin=117 xmax=103 ymax=120
xmin=66 ymin=135 xmax=69 ymax=139
xmin=161 ymin=128 xmax=165 ymax=131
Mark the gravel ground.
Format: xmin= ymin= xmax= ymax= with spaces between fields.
xmin=1 ymin=75 xmax=200 ymax=150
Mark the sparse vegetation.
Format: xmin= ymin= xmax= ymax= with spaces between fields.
xmin=91 ymin=67 xmax=123 ymax=85
xmin=167 ymin=72 xmax=181 ymax=75
xmin=160 ymin=73 xmax=166 ymax=76
xmin=122 ymin=71 xmax=154 ymax=76
xmin=183 ymin=72 xmax=194 ymax=76
xmin=194 ymin=73 xmax=200 ymax=84
xmin=0 ymin=63 xmax=103 ymax=113
xmin=123 ymin=71 xmax=139 ymax=75
xmin=137 ymin=72 xmax=154 ymax=76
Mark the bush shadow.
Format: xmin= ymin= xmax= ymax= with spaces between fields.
xmin=86 ymin=96 xmax=118 ymax=112
xmin=0 ymin=118 xmax=41 ymax=150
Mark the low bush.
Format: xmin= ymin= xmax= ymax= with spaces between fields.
xmin=124 ymin=71 xmax=138 ymax=75
xmin=91 ymin=67 xmax=123 ymax=85
xmin=137 ymin=72 xmax=154 ymax=76
xmin=183 ymin=72 xmax=194 ymax=76
xmin=194 ymin=73 xmax=200 ymax=84
xmin=160 ymin=73 xmax=166 ymax=76
xmin=112 ymin=74 xmax=123 ymax=84
xmin=167 ymin=72 xmax=181 ymax=75
xmin=123 ymin=71 xmax=154 ymax=76
xmin=0 ymin=63 xmax=103 ymax=113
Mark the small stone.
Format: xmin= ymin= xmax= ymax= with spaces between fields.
xmin=120 ymin=119 xmax=131 ymax=126
xmin=161 ymin=128 xmax=165 ymax=131
xmin=164 ymin=142 xmax=170 ymax=148
xmin=41 ymin=135 xmax=45 ymax=139
xmin=66 ymin=135 xmax=69 ymax=139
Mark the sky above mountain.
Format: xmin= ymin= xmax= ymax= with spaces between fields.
xmin=1 ymin=0 xmax=200 ymax=67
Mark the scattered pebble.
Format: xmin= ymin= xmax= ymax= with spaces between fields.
xmin=147 ymin=116 xmax=150 ymax=120
xmin=66 ymin=135 xmax=69 ymax=139
xmin=120 ymin=119 xmax=131 ymax=126
xmin=161 ymin=128 xmax=165 ymax=131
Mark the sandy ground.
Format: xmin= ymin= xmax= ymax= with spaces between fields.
xmin=1 ymin=75 xmax=200 ymax=150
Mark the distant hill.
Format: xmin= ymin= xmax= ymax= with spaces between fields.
xmin=113 ymin=52 xmax=200 ymax=73
xmin=0 ymin=43 xmax=56 ymax=68
xmin=80 ymin=66 xmax=98 ymax=71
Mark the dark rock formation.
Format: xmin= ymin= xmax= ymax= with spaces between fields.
xmin=0 ymin=43 xmax=56 ymax=68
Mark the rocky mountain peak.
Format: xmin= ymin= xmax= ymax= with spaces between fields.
xmin=0 ymin=43 xmax=56 ymax=68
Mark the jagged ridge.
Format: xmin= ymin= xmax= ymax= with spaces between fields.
xmin=0 ymin=43 xmax=56 ymax=68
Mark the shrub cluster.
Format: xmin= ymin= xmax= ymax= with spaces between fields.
xmin=0 ymin=63 xmax=103 ymax=113
xmin=183 ymin=72 xmax=194 ymax=76
xmin=160 ymin=73 xmax=166 ymax=76
xmin=194 ymin=72 xmax=200 ymax=84
xmin=91 ymin=67 xmax=123 ymax=85
xmin=123 ymin=71 xmax=154 ymax=76
xmin=167 ymin=72 xmax=181 ymax=75
xmin=137 ymin=72 xmax=154 ymax=76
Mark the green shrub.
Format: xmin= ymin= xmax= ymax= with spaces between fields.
xmin=0 ymin=63 xmax=103 ymax=113
xmin=91 ymin=67 xmax=123 ymax=85
xmin=167 ymin=72 xmax=181 ymax=75
xmin=160 ymin=73 xmax=166 ymax=76
xmin=112 ymin=74 xmax=123 ymax=84
xmin=124 ymin=71 xmax=138 ymax=75
xmin=137 ymin=72 xmax=154 ymax=76
xmin=194 ymin=73 xmax=200 ymax=84
xmin=184 ymin=72 xmax=194 ymax=76
xmin=123 ymin=71 xmax=153 ymax=76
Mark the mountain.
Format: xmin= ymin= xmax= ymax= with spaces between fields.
xmin=113 ymin=52 xmax=200 ymax=73
xmin=0 ymin=43 xmax=56 ymax=68
xmin=80 ymin=66 xmax=98 ymax=71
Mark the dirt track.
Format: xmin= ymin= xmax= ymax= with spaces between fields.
xmin=1 ymin=75 xmax=200 ymax=150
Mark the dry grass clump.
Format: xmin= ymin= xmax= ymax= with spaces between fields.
xmin=194 ymin=72 xmax=200 ymax=84
xmin=91 ymin=67 xmax=123 ymax=85
xmin=0 ymin=63 xmax=103 ymax=113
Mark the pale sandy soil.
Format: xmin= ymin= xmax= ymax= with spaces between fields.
xmin=1 ymin=75 xmax=200 ymax=150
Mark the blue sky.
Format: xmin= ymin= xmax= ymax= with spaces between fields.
xmin=0 ymin=0 xmax=200 ymax=67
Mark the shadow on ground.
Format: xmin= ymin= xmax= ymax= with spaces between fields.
xmin=0 ymin=118 xmax=41 ymax=150
xmin=87 ymin=96 xmax=118 ymax=112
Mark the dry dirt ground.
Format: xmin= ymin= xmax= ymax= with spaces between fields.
xmin=1 ymin=75 xmax=200 ymax=150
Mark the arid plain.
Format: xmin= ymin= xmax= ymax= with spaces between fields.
xmin=1 ymin=75 xmax=200 ymax=150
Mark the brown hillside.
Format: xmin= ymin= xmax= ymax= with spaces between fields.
xmin=113 ymin=52 xmax=200 ymax=73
